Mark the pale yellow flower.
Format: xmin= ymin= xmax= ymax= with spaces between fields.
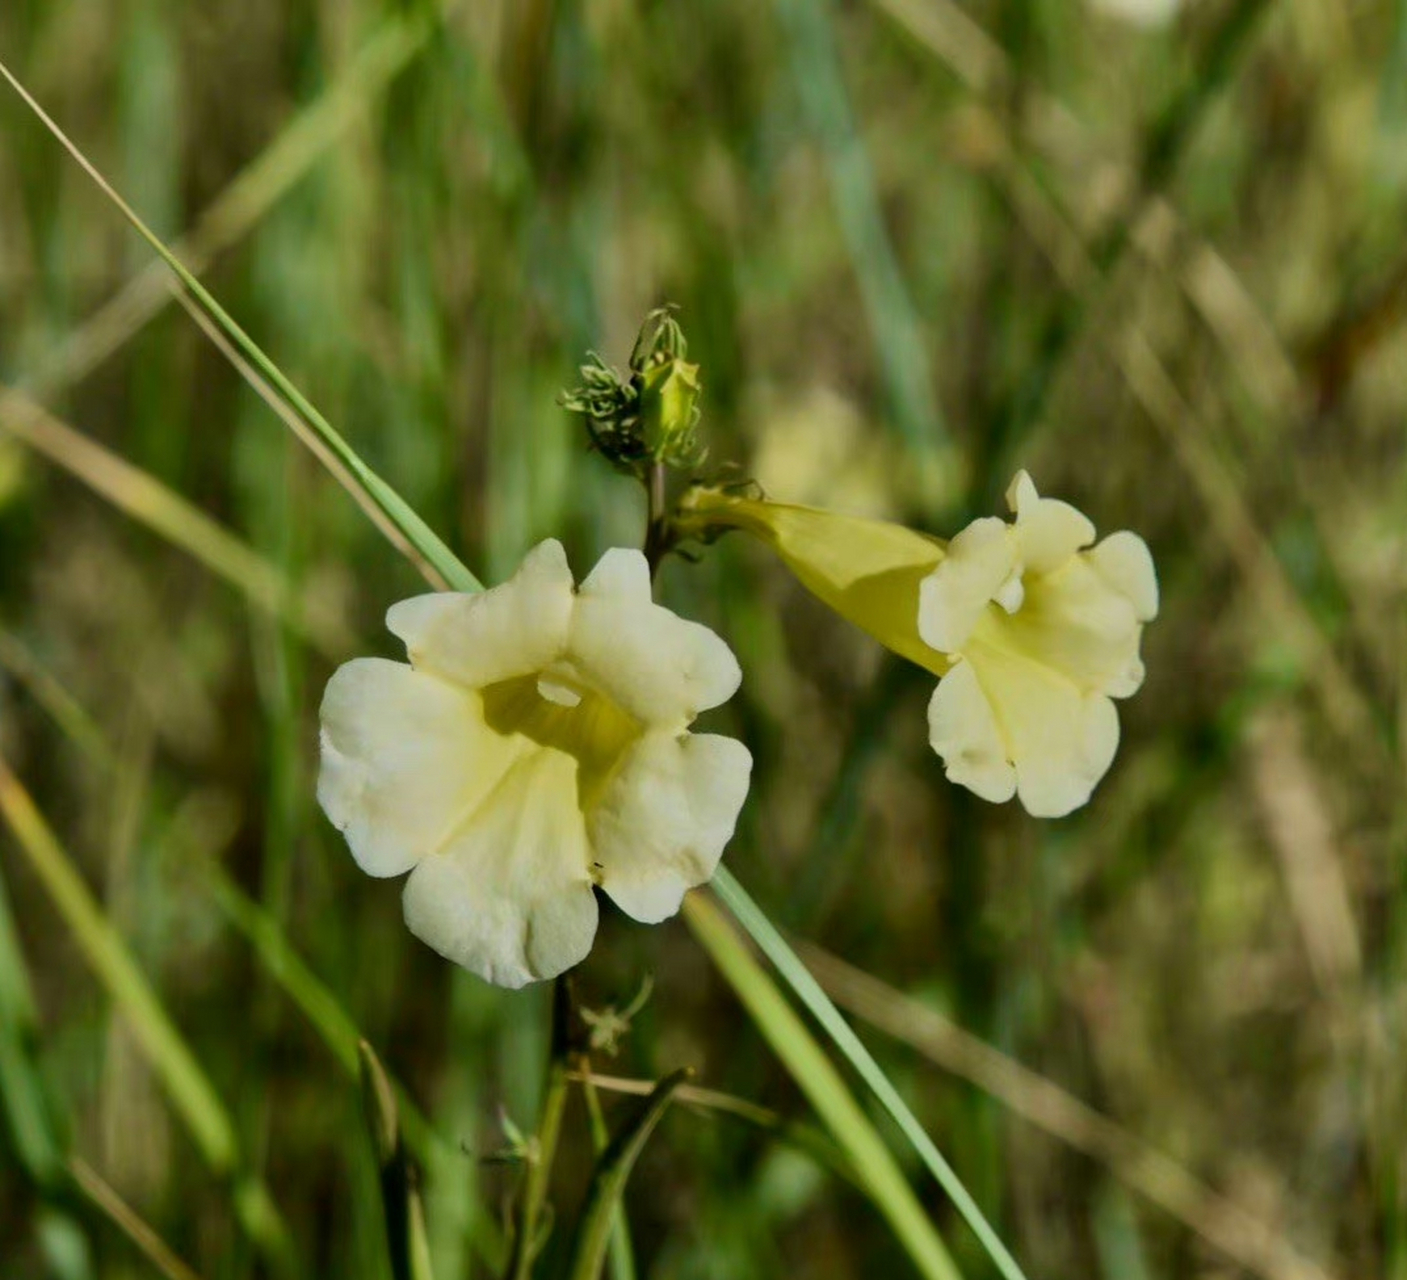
xmin=919 ymin=472 xmax=1157 ymax=816
xmin=681 ymin=472 xmax=1156 ymax=817
xmin=317 ymin=540 xmax=752 ymax=988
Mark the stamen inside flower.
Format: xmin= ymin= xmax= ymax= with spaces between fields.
xmin=993 ymin=568 xmax=1025 ymax=615
xmin=537 ymin=676 xmax=583 ymax=707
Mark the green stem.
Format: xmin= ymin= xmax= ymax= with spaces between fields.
xmin=643 ymin=462 xmax=671 ymax=579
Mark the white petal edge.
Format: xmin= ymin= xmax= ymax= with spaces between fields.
xmin=1005 ymin=471 xmax=1096 ymax=575
xmin=592 ymin=731 xmax=752 ymax=923
xmin=1086 ymin=530 xmax=1159 ymax=622
xmin=570 ymin=552 xmax=742 ymax=726
xmin=960 ymin=639 xmax=1120 ymax=817
xmin=1015 ymin=692 xmax=1118 ymax=818
xmin=401 ymin=748 xmax=599 ymax=988
xmin=926 ymin=661 xmax=1017 ymax=805
xmin=917 ymin=517 xmax=1017 ymax=655
xmin=318 ymin=658 xmax=510 ymax=878
xmin=578 ymin=546 xmax=654 ymax=604
xmin=387 ymin=539 xmax=575 ymax=689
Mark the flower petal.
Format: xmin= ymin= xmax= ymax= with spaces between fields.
xmin=1006 ymin=471 xmax=1096 ymax=575
xmin=591 ymin=731 xmax=753 ymax=923
xmin=926 ymin=660 xmax=1017 ymax=805
xmin=569 ymin=549 xmax=741 ymax=726
xmin=918 ymin=517 xmax=1017 ymax=654
xmin=401 ymin=748 xmax=599 ymax=988
xmin=1086 ymin=530 xmax=1159 ymax=622
xmin=387 ymin=539 xmax=574 ymax=688
xmin=961 ymin=637 xmax=1120 ymax=817
xmin=996 ymin=557 xmax=1148 ymax=698
xmin=318 ymin=658 xmax=508 ymax=878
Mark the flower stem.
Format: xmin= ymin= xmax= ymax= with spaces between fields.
xmin=643 ymin=462 xmax=670 ymax=579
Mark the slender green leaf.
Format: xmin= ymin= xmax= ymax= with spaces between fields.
xmin=566 ymin=1069 xmax=690 ymax=1280
xmin=0 ymin=863 xmax=67 ymax=1190
xmin=0 ymin=384 xmax=344 ymax=656
xmin=580 ymin=1074 xmax=638 ymax=1280
xmin=206 ymin=866 xmax=362 ymax=1076
xmin=683 ymin=892 xmax=961 ymax=1280
xmin=0 ymin=758 xmax=294 ymax=1273
xmin=708 ymin=867 xmax=1028 ymax=1280
xmin=0 ymin=57 xmax=481 ymax=596
xmin=204 ymin=866 xmax=506 ymax=1273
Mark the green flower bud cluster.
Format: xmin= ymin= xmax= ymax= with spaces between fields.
xmin=561 ymin=307 xmax=705 ymax=478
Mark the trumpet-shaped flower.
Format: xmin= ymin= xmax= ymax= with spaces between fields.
xmin=919 ymin=472 xmax=1156 ymax=816
xmin=681 ymin=473 xmax=1156 ymax=817
xmin=317 ymin=540 xmax=752 ymax=988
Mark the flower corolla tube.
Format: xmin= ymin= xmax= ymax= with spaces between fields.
xmin=317 ymin=540 xmax=752 ymax=988
xmin=682 ymin=471 xmax=1156 ymax=818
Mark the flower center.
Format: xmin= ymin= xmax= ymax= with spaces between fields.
xmin=479 ymin=669 xmax=642 ymax=804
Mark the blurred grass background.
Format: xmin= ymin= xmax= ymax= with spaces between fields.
xmin=1 ymin=0 xmax=1406 ymax=1276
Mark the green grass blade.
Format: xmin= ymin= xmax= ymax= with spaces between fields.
xmin=69 ymin=1157 xmax=205 ymax=1280
xmin=770 ymin=0 xmax=944 ymax=453
xmin=683 ymin=893 xmax=962 ymax=1280
xmin=566 ymin=1069 xmax=690 ymax=1280
xmin=0 ymin=58 xmax=482 ymax=596
xmin=580 ymin=1076 xmax=638 ymax=1280
xmin=28 ymin=5 xmax=440 ymax=399
xmin=202 ymin=865 xmax=507 ymax=1274
xmin=709 ymin=866 xmax=1029 ymax=1280
xmin=0 ymin=758 xmax=236 ymax=1172
xmin=360 ymin=1040 xmax=437 ymax=1280
xmin=205 ymin=865 xmax=363 ymax=1076
xmin=0 ymin=757 xmax=294 ymax=1273
xmin=0 ymin=861 xmax=67 ymax=1190
xmin=0 ymin=384 xmax=345 ymax=656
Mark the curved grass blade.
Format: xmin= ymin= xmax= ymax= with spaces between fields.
xmin=566 ymin=1069 xmax=691 ymax=1280
xmin=0 ymin=58 xmax=481 ymax=596
xmin=682 ymin=893 xmax=961 ymax=1280
xmin=707 ymin=866 xmax=1029 ymax=1280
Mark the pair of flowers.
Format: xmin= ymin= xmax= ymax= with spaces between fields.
xmin=318 ymin=473 xmax=1157 ymax=988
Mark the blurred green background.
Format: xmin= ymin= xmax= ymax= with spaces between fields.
xmin=2 ymin=0 xmax=1406 ymax=1276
